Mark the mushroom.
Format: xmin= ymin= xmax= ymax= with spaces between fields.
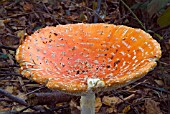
xmin=16 ymin=23 xmax=161 ymax=114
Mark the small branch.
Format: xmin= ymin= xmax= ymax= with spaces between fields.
xmin=0 ymin=98 xmax=12 ymax=102
xmin=71 ymin=1 xmax=105 ymax=22
xmin=94 ymin=0 xmax=102 ymax=23
xmin=0 ymin=63 xmax=19 ymax=68
xmin=140 ymin=83 xmax=170 ymax=94
xmin=0 ymin=72 xmax=22 ymax=76
xmin=50 ymin=104 xmax=69 ymax=111
xmin=26 ymin=92 xmax=73 ymax=106
xmin=41 ymin=1 xmax=60 ymax=25
xmin=2 ymin=12 xmax=35 ymax=18
xmin=0 ymin=45 xmax=17 ymax=51
xmin=0 ymin=104 xmax=69 ymax=114
xmin=26 ymin=86 xmax=45 ymax=95
xmin=0 ymin=88 xmax=42 ymax=111
xmin=120 ymin=0 xmax=146 ymax=31
xmin=112 ymin=90 xmax=140 ymax=114
xmin=0 ymin=88 xmax=27 ymax=106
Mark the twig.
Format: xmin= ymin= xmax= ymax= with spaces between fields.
xmin=41 ymin=1 xmax=51 ymax=14
xmin=26 ymin=92 xmax=73 ymax=106
xmin=0 ymin=45 xmax=17 ymax=51
xmin=124 ymin=94 xmax=135 ymax=101
xmin=0 ymin=88 xmax=42 ymax=111
xmin=41 ymin=1 xmax=60 ymax=24
xmin=120 ymin=0 xmax=146 ymax=31
xmin=140 ymin=83 xmax=170 ymax=94
xmin=0 ymin=98 xmax=12 ymax=102
xmin=0 ymin=111 xmax=42 ymax=114
xmin=26 ymin=86 xmax=46 ymax=95
xmin=0 ymin=72 xmax=22 ymax=76
xmin=18 ymin=76 xmax=27 ymax=93
xmin=70 ymin=1 xmax=105 ymax=22
xmin=94 ymin=0 xmax=102 ymax=23
xmin=0 ymin=88 xmax=27 ymax=106
xmin=2 ymin=10 xmax=60 ymax=25
xmin=50 ymin=104 xmax=69 ymax=111
xmin=1 ymin=12 xmax=35 ymax=18
xmin=112 ymin=90 xmax=140 ymax=114
xmin=1 ymin=105 xmax=69 ymax=114
xmin=18 ymin=105 xmax=46 ymax=114
xmin=0 ymin=64 xmax=20 ymax=68
xmin=5 ymin=33 xmax=20 ymax=39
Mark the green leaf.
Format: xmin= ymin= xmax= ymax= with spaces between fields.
xmin=147 ymin=30 xmax=164 ymax=40
xmin=157 ymin=6 xmax=170 ymax=27
xmin=92 ymin=1 xmax=97 ymax=10
xmin=154 ymin=33 xmax=164 ymax=40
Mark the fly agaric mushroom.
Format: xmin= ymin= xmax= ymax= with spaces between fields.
xmin=16 ymin=23 xmax=161 ymax=114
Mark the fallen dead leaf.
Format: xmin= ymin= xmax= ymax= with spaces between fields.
xmin=144 ymin=98 xmax=162 ymax=114
xmin=106 ymin=107 xmax=114 ymax=113
xmin=0 ymin=19 xmax=5 ymax=28
xmin=102 ymin=96 xmax=122 ymax=107
xmin=42 ymin=0 xmax=48 ymax=3
xmin=0 ymin=105 xmax=11 ymax=112
xmin=16 ymin=92 xmax=26 ymax=100
xmin=17 ymin=30 xmax=26 ymax=40
xmin=95 ymin=97 xmax=102 ymax=112
xmin=154 ymin=79 xmax=164 ymax=86
xmin=122 ymin=105 xmax=131 ymax=113
xmin=13 ymin=105 xmax=28 ymax=112
xmin=69 ymin=100 xmax=80 ymax=110
xmin=56 ymin=102 xmax=65 ymax=107
xmin=23 ymin=2 xmax=33 ymax=12
xmin=5 ymin=86 xmax=15 ymax=94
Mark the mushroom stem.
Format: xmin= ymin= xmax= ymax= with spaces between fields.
xmin=80 ymin=93 xmax=95 ymax=114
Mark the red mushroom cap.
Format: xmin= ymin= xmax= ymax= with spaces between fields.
xmin=16 ymin=23 xmax=161 ymax=95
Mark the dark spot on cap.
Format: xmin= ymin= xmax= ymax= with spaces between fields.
xmin=76 ymin=70 xmax=80 ymax=74
xmin=106 ymin=48 xmax=109 ymax=50
xmin=49 ymin=39 xmax=52 ymax=43
xmin=114 ymin=60 xmax=120 ymax=66
xmin=54 ymin=33 xmax=58 ymax=36
xmin=110 ymin=55 xmax=114 ymax=59
xmin=106 ymin=65 xmax=110 ymax=68
xmin=43 ymin=41 xmax=47 ymax=44
xmin=72 ymin=46 xmax=76 ymax=50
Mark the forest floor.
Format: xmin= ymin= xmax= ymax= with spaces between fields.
xmin=0 ymin=0 xmax=170 ymax=114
